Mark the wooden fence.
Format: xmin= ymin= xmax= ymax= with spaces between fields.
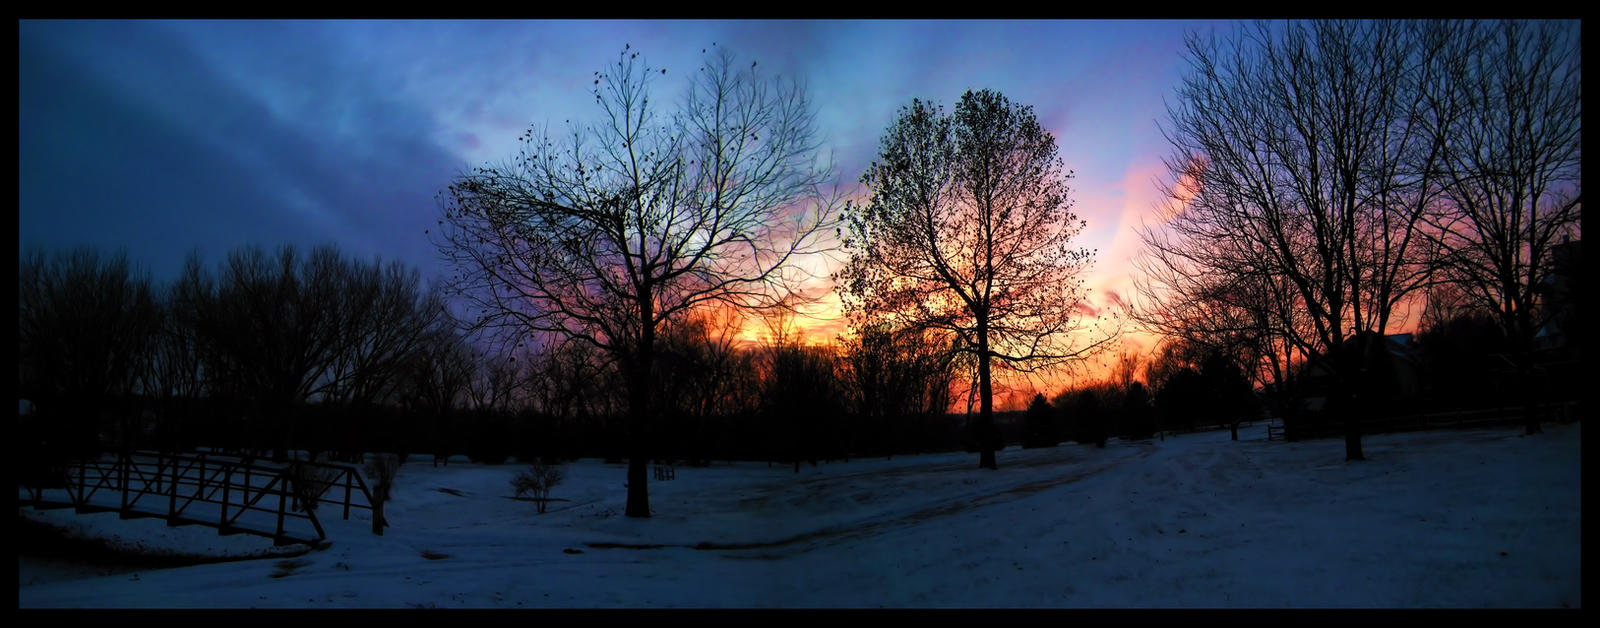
xmin=19 ymin=451 xmax=377 ymax=546
xmin=1269 ymin=400 xmax=1579 ymax=441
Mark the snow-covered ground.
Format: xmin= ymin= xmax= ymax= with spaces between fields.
xmin=17 ymin=421 xmax=1582 ymax=608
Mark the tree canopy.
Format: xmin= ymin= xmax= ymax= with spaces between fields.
xmin=839 ymin=89 xmax=1111 ymax=470
xmin=436 ymin=45 xmax=839 ymax=516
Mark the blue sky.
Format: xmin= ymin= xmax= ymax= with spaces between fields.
xmin=20 ymin=19 xmax=1223 ymax=363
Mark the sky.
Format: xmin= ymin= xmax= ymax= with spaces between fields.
xmin=18 ymin=421 xmax=1583 ymax=608
xmin=19 ymin=19 xmax=1228 ymax=392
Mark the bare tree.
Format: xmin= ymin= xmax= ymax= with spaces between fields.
xmin=436 ymin=45 xmax=839 ymax=517
xmin=185 ymin=245 xmax=345 ymax=458
xmin=1110 ymin=350 xmax=1143 ymax=392
xmin=838 ymin=90 xmax=1112 ymax=470
xmin=1423 ymin=20 xmax=1581 ymax=434
xmin=653 ymin=308 xmax=760 ymax=463
xmin=404 ymin=327 xmax=475 ymax=418
xmin=1131 ymin=265 xmax=1309 ymax=412
xmin=838 ymin=322 xmax=960 ymax=459
xmin=18 ymin=247 xmax=160 ymax=456
xmin=524 ymin=334 xmax=621 ymax=425
xmin=1139 ymin=21 xmax=1460 ymax=460
xmin=756 ymin=320 xmax=844 ymax=472
xmin=321 ymin=259 xmax=450 ymax=409
xmin=146 ymin=273 xmax=209 ymax=451
xmin=176 ymin=244 xmax=445 ymax=460
xmin=397 ymin=326 xmax=476 ymax=466
xmin=466 ymin=350 xmax=522 ymax=415
xmin=365 ymin=453 xmax=401 ymax=534
xmin=679 ymin=308 xmax=760 ymax=421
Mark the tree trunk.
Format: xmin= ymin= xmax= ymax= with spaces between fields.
xmin=625 ymin=364 xmax=652 ymax=517
xmin=977 ymin=320 xmax=998 ymax=470
xmin=1520 ymin=347 xmax=1541 ymax=436
xmin=625 ymin=294 xmax=655 ymax=519
xmin=1344 ymin=370 xmax=1369 ymax=458
xmin=1342 ymin=376 xmax=1365 ymax=461
xmin=1338 ymin=339 xmax=1365 ymax=462
xmin=1343 ymin=417 xmax=1365 ymax=460
xmin=626 ymin=456 xmax=649 ymax=517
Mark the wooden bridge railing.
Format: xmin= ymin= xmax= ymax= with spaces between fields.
xmin=20 ymin=451 xmax=377 ymax=546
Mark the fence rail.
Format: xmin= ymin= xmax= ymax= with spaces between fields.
xmin=19 ymin=451 xmax=377 ymax=546
xmin=1272 ymin=401 xmax=1579 ymax=441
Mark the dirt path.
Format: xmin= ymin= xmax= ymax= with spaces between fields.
xmin=589 ymin=443 xmax=1160 ymax=557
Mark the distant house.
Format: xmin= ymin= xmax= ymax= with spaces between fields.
xmin=1294 ymin=332 xmax=1422 ymax=413
xmin=1533 ymin=239 xmax=1581 ymax=357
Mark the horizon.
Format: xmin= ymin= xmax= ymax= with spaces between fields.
xmin=20 ymin=19 xmax=1218 ymax=391
xmin=19 ymin=19 xmax=1575 ymax=410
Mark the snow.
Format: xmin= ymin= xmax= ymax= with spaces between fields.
xmin=17 ymin=421 xmax=1582 ymax=608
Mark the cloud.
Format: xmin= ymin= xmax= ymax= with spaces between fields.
xmin=20 ymin=21 xmax=468 ymax=283
xmin=1103 ymin=289 xmax=1128 ymax=312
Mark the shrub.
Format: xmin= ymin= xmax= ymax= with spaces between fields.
xmin=286 ymin=455 xmax=340 ymax=513
xmin=1021 ymin=394 xmax=1058 ymax=448
xmin=364 ymin=453 xmax=401 ymax=503
xmin=1120 ymin=381 xmax=1157 ymax=441
xmin=511 ymin=463 xmax=566 ymax=514
xmin=363 ymin=453 xmax=402 ymax=535
xmin=1060 ymin=387 xmax=1109 ymax=446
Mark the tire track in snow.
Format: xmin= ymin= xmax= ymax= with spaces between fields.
xmin=587 ymin=444 xmax=1160 ymax=557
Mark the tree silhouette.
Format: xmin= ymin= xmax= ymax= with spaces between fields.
xmin=1421 ymin=20 xmax=1581 ymax=435
xmin=436 ymin=46 xmax=839 ymax=517
xmin=759 ymin=338 xmax=845 ymax=472
xmin=169 ymin=244 xmax=447 ymax=460
xmin=1021 ymin=393 xmax=1057 ymax=449
xmin=839 ymin=89 xmax=1111 ymax=470
xmin=838 ymin=322 xmax=960 ymax=459
xmin=18 ymin=247 xmax=159 ymax=463
xmin=1140 ymin=21 xmax=1462 ymax=461
xmin=653 ymin=309 xmax=760 ymax=464
xmin=396 ymin=326 xmax=475 ymax=466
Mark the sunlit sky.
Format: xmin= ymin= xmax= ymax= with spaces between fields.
xmin=20 ymin=19 xmax=1235 ymax=404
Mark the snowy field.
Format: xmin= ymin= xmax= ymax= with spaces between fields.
xmin=18 ymin=421 xmax=1582 ymax=609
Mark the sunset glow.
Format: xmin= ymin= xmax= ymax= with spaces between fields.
xmin=17 ymin=19 xmax=1254 ymax=401
xmin=18 ymin=20 xmax=1582 ymax=609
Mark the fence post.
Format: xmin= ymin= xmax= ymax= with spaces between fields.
xmin=169 ymin=454 xmax=179 ymax=521
xmin=75 ymin=459 xmax=85 ymax=506
xmin=119 ymin=454 xmax=129 ymax=513
xmin=221 ymin=464 xmax=232 ymax=529
xmin=275 ymin=471 xmax=288 ymax=545
xmin=343 ymin=470 xmax=353 ymax=520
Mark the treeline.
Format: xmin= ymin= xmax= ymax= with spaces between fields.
xmin=1019 ymin=343 xmax=1258 ymax=450
xmin=17 ymin=244 xmax=989 ymax=474
xmin=1022 ymin=296 xmax=1585 ymax=451
xmin=474 ymin=316 xmax=977 ymax=468
xmin=1132 ymin=21 xmax=1581 ymax=454
xmin=18 ymin=245 xmax=465 ymax=470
